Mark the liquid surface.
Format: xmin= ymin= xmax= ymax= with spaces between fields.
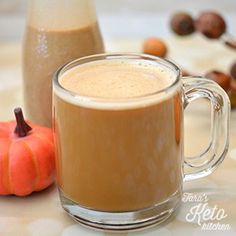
xmin=59 ymin=60 xmax=175 ymax=99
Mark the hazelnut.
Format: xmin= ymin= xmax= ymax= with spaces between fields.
xmin=170 ymin=12 xmax=195 ymax=36
xmin=205 ymin=70 xmax=231 ymax=91
xmin=143 ymin=37 xmax=168 ymax=58
xmin=229 ymin=80 xmax=236 ymax=108
xmin=230 ymin=62 xmax=236 ymax=79
xmin=195 ymin=11 xmax=226 ymax=39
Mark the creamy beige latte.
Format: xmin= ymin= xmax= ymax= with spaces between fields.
xmin=53 ymin=59 xmax=183 ymax=211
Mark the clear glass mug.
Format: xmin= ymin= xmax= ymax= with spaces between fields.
xmin=52 ymin=54 xmax=230 ymax=231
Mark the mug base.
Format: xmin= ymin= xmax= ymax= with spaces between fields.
xmin=59 ymin=188 xmax=182 ymax=232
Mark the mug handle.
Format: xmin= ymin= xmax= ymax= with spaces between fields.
xmin=183 ymin=76 xmax=230 ymax=181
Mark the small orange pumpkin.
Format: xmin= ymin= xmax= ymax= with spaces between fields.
xmin=0 ymin=108 xmax=55 ymax=196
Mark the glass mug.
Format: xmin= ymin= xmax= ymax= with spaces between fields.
xmin=52 ymin=53 xmax=230 ymax=231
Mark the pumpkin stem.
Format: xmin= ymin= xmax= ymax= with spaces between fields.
xmin=14 ymin=107 xmax=32 ymax=137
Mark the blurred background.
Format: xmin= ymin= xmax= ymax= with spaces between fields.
xmin=0 ymin=0 xmax=235 ymax=119
xmin=0 ymin=0 xmax=235 ymax=41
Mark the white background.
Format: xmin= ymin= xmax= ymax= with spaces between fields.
xmin=0 ymin=0 xmax=235 ymax=41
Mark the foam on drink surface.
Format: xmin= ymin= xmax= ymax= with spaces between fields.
xmin=57 ymin=59 xmax=178 ymax=109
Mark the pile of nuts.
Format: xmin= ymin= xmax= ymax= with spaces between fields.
xmin=142 ymin=11 xmax=236 ymax=108
xmin=171 ymin=11 xmax=226 ymax=39
xmin=171 ymin=11 xmax=236 ymax=108
xmin=170 ymin=11 xmax=236 ymax=49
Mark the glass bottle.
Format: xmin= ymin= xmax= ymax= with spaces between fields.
xmin=23 ymin=0 xmax=104 ymax=127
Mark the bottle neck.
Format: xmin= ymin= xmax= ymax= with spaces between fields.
xmin=27 ymin=0 xmax=97 ymax=30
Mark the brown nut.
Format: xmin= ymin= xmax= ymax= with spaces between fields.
xmin=195 ymin=11 xmax=226 ymax=39
xmin=170 ymin=12 xmax=195 ymax=36
xmin=143 ymin=37 xmax=168 ymax=58
xmin=229 ymin=80 xmax=236 ymax=108
xmin=205 ymin=70 xmax=231 ymax=91
xmin=230 ymin=62 xmax=236 ymax=79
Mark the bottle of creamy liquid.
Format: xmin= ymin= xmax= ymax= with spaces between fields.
xmin=23 ymin=0 xmax=104 ymax=127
